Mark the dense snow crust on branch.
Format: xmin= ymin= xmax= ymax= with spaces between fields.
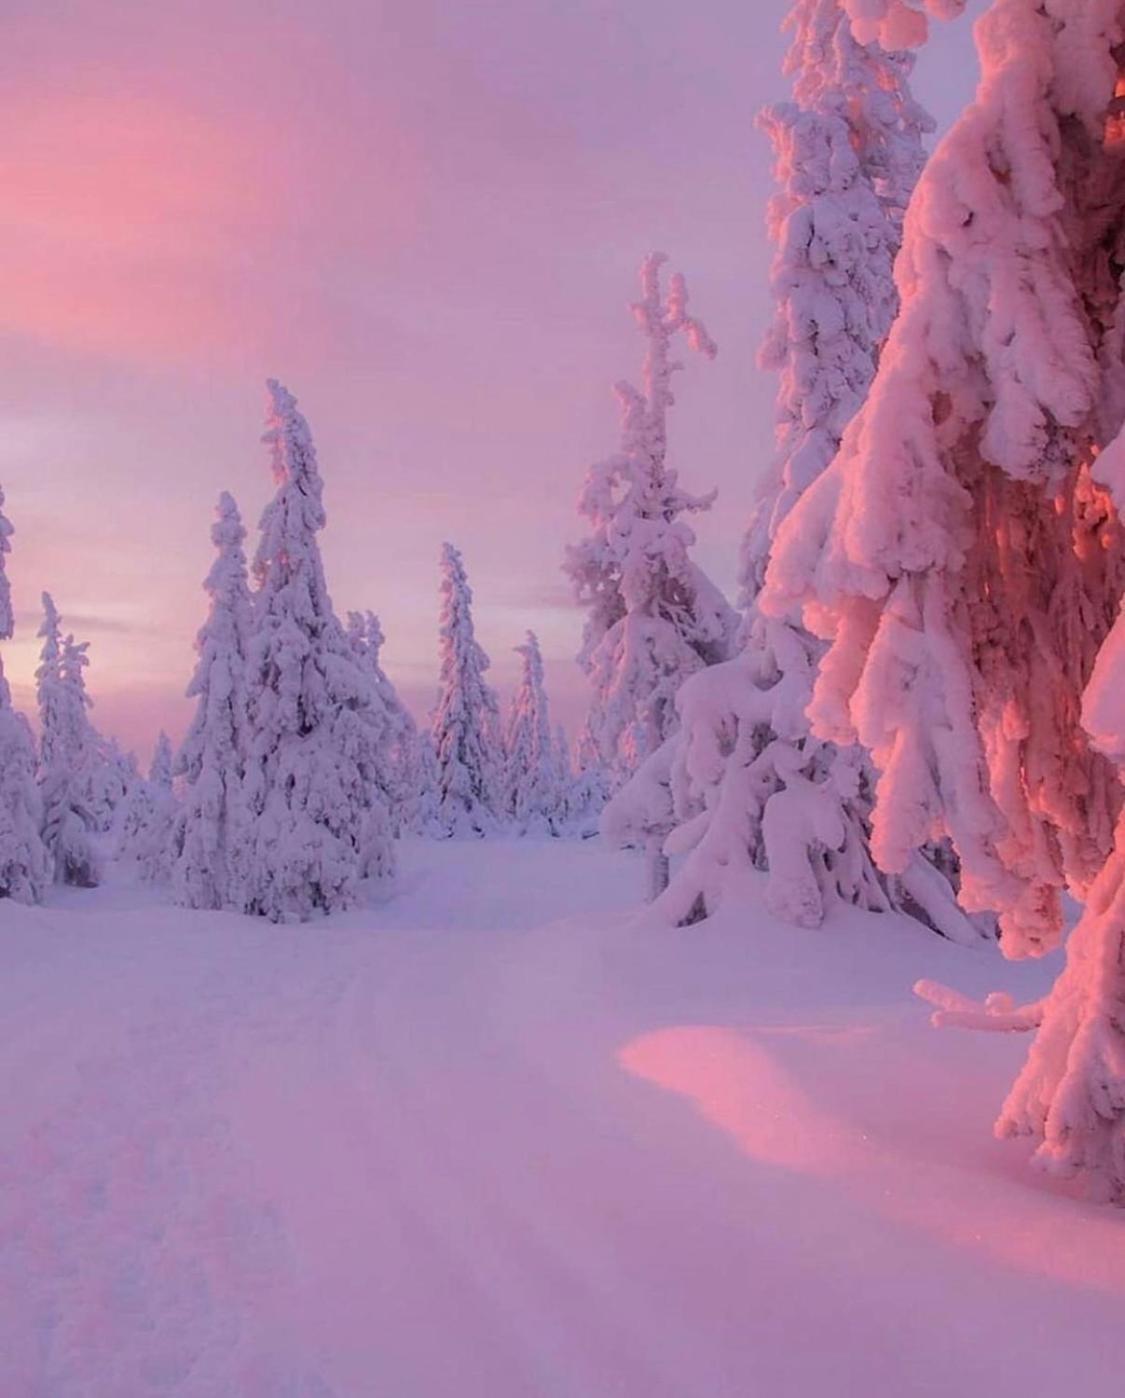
xmin=429 ymin=543 xmax=502 ymax=837
xmin=241 ymin=381 xmax=395 ymax=921
xmin=763 ymin=0 xmax=1125 ymax=1197
xmin=36 ymin=595 xmax=101 ymax=888
xmin=605 ymin=1 xmax=980 ymax=938
xmin=565 ymin=253 xmax=737 ymax=788
xmin=170 ymin=492 xmax=253 ymax=910
xmin=842 ymin=0 xmax=964 ymax=48
xmin=0 ymin=489 xmax=50 ymax=902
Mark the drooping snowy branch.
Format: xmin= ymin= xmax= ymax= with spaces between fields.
xmin=914 ymin=979 xmax=1044 ymax=1032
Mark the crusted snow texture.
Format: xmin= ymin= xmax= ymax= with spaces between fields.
xmin=241 ymin=381 xmax=395 ymax=922
xmin=564 ymin=252 xmax=737 ymax=790
xmin=36 ymin=595 xmax=101 ymax=888
xmin=606 ymin=1 xmax=979 ymax=938
xmin=429 ymin=543 xmax=503 ymax=837
xmin=0 ymin=489 xmax=50 ymax=902
xmin=170 ymin=492 xmax=253 ymax=910
xmin=762 ymin=0 xmax=1125 ymax=1199
xmin=346 ymin=609 xmax=418 ymax=835
xmin=842 ymin=0 xmax=965 ymax=48
xmin=501 ymin=631 xmax=566 ymax=835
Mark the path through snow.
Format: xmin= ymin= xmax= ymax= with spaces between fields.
xmin=2 ymin=839 xmax=1123 ymax=1396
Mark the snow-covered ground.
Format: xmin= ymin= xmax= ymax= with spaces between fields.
xmin=2 ymin=837 xmax=1123 ymax=1397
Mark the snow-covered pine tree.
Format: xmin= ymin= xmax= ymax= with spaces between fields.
xmin=170 ymin=491 xmax=253 ymax=910
xmin=241 ymin=380 xmax=395 ymax=922
xmin=0 ymin=488 xmax=50 ymax=902
xmin=564 ymin=253 xmax=737 ymax=791
xmin=429 ymin=542 xmax=502 ymax=837
xmin=37 ymin=594 xmax=101 ymax=887
xmin=604 ymin=0 xmax=976 ymax=938
xmin=346 ymin=610 xmax=418 ymax=835
xmin=502 ymin=631 xmax=564 ymax=835
xmin=762 ymin=0 xmax=1125 ymax=1199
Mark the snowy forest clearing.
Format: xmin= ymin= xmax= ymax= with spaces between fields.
xmin=2 ymin=838 xmax=1122 ymax=1397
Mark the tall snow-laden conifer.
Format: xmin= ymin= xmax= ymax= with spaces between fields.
xmin=85 ymin=736 xmax=137 ymax=834
xmin=605 ymin=1 xmax=977 ymax=938
xmin=429 ymin=543 xmax=501 ymax=837
xmin=241 ymin=380 xmax=395 ymax=921
xmin=346 ymin=610 xmax=418 ymax=834
xmin=128 ymin=732 xmax=177 ymax=885
xmin=171 ymin=492 xmax=253 ymax=909
xmin=0 ymin=489 xmax=50 ymax=902
xmin=762 ymin=0 xmax=1125 ymax=1199
xmin=564 ymin=253 xmax=737 ymax=790
xmin=502 ymin=632 xmax=564 ymax=835
xmin=37 ymin=594 xmax=100 ymax=887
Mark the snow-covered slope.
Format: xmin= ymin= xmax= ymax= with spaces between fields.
xmin=1 ymin=839 xmax=1120 ymax=1396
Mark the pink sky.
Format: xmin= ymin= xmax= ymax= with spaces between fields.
xmin=0 ymin=0 xmax=986 ymax=761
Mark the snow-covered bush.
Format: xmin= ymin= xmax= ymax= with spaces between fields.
xmin=428 ymin=543 xmax=503 ymax=837
xmin=241 ymin=381 xmax=395 ymax=921
xmin=763 ymin=0 xmax=1125 ymax=1199
xmin=36 ymin=595 xmax=101 ymax=888
xmin=565 ymin=253 xmax=737 ymax=789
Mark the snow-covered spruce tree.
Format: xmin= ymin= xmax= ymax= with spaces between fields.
xmin=762 ymin=0 xmax=1125 ymax=1199
xmin=502 ymin=632 xmax=565 ymax=835
xmin=605 ymin=1 xmax=977 ymax=938
xmin=564 ymin=253 xmax=737 ymax=793
xmin=410 ymin=729 xmax=442 ymax=835
xmin=85 ymin=736 xmax=138 ymax=835
xmin=346 ymin=610 xmax=418 ymax=835
xmin=0 ymin=489 xmax=50 ymax=901
xmin=429 ymin=542 xmax=502 ymax=837
xmin=170 ymin=491 xmax=253 ymax=910
xmin=36 ymin=594 xmax=101 ymax=887
xmin=125 ymin=732 xmax=177 ymax=885
xmin=241 ymin=380 xmax=395 ymax=922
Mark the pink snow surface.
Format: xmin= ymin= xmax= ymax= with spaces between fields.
xmin=1 ymin=839 xmax=1122 ymax=1395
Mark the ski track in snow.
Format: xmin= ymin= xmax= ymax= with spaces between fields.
xmin=2 ymin=838 xmax=1124 ymax=1396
